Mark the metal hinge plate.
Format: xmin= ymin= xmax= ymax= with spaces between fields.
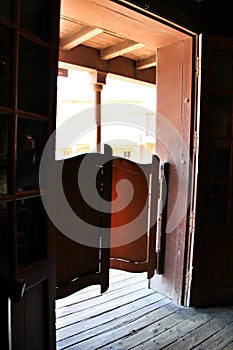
xmin=193 ymin=130 xmax=199 ymax=155
xmin=195 ymin=56 xmax=201 ymax=78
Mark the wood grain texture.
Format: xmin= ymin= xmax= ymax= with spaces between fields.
xmin=56 ymin=270 xmax=233 ymax=350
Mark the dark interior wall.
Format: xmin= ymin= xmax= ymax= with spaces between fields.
xmin=115 ymin=0 xmax=233 ymax=36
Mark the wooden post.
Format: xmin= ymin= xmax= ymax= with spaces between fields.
xmin=91 ymin=71 xmax=107 ymax=152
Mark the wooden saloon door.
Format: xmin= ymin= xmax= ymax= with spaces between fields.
xmin=56 ymin=152 xmax=160 ymax=297
xmin=55 ymin=147 xmax=112 ymax=299
xmin=110 ymin=156 xmax=160 ymax=279
xmin=0 ymin=0 xmax=60 ymax=349
xmin=150 ymin=37 xmax=193 ymax=304
xmin=190 ymin=35 xmax=233 ymax=306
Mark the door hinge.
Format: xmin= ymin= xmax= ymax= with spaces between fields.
xmin=195 ymin=56 xmax=201 ymax=78
xmin=193 ymin=130 xmax=199 ymax=155
xmin=185 ymin=268 xmax=193 ymax=286
xmin=189 ymin=210 xmax=196 ymax=236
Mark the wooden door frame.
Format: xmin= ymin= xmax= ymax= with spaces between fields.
xmin=183 ymin=34 xmax=202 ymax=306
xmin=57 ymin=0 xmax=200 ymax=306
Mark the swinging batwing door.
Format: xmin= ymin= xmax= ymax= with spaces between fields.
xmin=56 ymin=152 xmax=158 ymax=298
xmin=55 ymin=147 xmax=112 ymax=299
xmin=149 ymin=37 xmax=193 ymax=304
xmin=190 ymin=35 xmax=233 ymax=306
xmin=0 ymin=1 xmax=60 ymax=349
xmin=110 ymin=156 xmax=160 ymax=279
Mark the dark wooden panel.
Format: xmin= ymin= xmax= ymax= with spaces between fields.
xmin=110 ymin=155 xmax=159 ymax=277
xmin=191 ymin=35 xmax=233 ymax=307
xmin=12 ymin=280 xmax=49 ymax=350
xmin=0 ymin=297 xmax=10 ymax=350
xmin=56 ymin=149 xmax=112 ymax=299
xmin=56 ymin=233 xmax=99 ymax=286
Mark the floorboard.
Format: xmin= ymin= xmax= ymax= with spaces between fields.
xmin=56 ymin=270 xmax=233 ymax=350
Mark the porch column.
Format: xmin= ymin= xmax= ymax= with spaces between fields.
xmin=91 ymin=71 xmax=107 ymax=152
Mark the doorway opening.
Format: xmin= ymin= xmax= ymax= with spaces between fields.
xmin=55 ymin=66 xmax=158 ymax=345
xmin=56 ymin=3 xmax=197 ymax=345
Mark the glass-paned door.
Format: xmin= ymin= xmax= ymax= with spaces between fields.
xmin=0 ymin=0 xmax=60 ymax=349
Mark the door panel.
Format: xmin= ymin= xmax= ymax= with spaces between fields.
xmin=55 ymin=148 xmax=112 ymax=298
xmin=150 ymin=37 xmax=193 ymax=304
xmin=0 ymin=0 xmax=60 ymax=348
xmin=12 ymin=281 xmax=49 ymax=350
xmin=190 ymin=35 xmax=233 ymax=306
xmin=110 ymin=155 xmax=159 ymax=278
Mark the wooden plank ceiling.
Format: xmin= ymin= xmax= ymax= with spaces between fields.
xmin=59 ymin=0 xmax=188 ymax=82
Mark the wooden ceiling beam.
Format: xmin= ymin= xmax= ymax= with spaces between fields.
xmin=60 ymin=26 xmax=103 ymax=50
xmin=61 ymin=0 xmax=188 ymax=48
xmin=101 ymin=39 xmax=144 ymax=60
xmin=59 ymin=44 xmax=156 ymax=85
xmin=136 ymin=54 xmax=157 ymax=70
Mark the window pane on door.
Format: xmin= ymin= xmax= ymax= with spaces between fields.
xmin=0 ymin=116 xmax=9 ymax=194
xmin=0 ymin=0 xmax=16 ymax=20
xmin=17 ymin=118 xmax=45 ymax=191
xmin=17 ymin=196 xmax=46 ymax=270
xmin=18 ymin=37 xmax=48 ymax=115
xmin=20 ymin=0 xmax=49 ymax=41
xmin=0 ymin=203 xmax=10 ymax=274
xmin=0 ymin=26 xmax=13 ymax=107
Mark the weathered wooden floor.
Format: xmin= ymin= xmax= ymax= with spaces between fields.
xmin=56 ymin=269 xmax=233 ymax=350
